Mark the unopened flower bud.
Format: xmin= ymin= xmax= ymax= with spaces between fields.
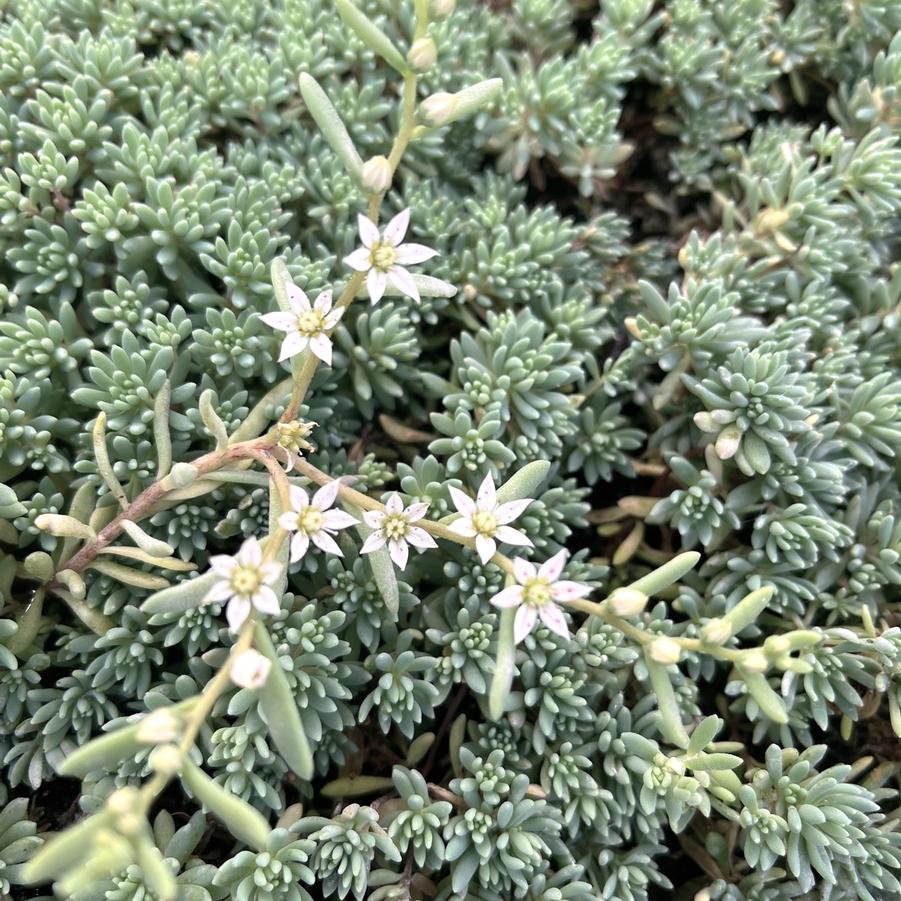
xmin=431 ymin=0 xmax=455 ymax=17
xmin=407 ymin=37 xmax=437 ymax=72
xmin=701 ymin=617 xmax=732 ymax=645
xmin=231 ymin=648 xmax=272 ymax=689
xmin=361 ymin=155 xmax=392 ymax=194
xmin=168 ymin=461 xmax=198 ymax=488
xmin=149 ymin=744 xmax=183 ymax=775
xmin=106 ymin=786 xmax=140 ymax=817
xmin=741 ymin=649 xmax=769 ymax=673
xmin=648 ymin=636 xmax=682 ymax=666
xmin=136 ymin=708 xmax=180 ymax=745
xmin=607 ymin=587 xmax=648 ymax=618
xmin=419 ymin=91 xmax=458 ymax=126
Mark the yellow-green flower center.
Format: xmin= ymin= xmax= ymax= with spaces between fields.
xmin=230 ymin=565 xmax=262 ymax=598
xmin=470 ymin=510 xmax=498 ymax=536
xmin=382 ymin=512 xmax=409 ymax=541
xmin=522 ymin=577 xmax=552 ymax=607
xmin=370 ymin=241 xmax=398 ymax=272
xmin=296 ymin=309 xmax=326 ymax=337
xmin=296 ymin=507 xmax=324 ymax=534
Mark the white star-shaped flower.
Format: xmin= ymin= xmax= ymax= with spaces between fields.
xmin=343 ymin=208 xmax=438 ymax=304
xmin=447 ymin=473 xmax=533 ymax=564
xmin=230 ymin=648 xmax=272 ymax=689
xmin=489 ymin=550 xmax=591 ymax=644
xmin=260 ymin=283 xmax=344 ymax=365
xmin=277 ymin=480 xmax=358 ymax=562
xmin=360 ymin=493 xmax=437 ymax=570
xmin=204 ymin=537 xmax=282 ymax=632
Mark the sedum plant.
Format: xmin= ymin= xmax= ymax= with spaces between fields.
xmin=0 ymin=1 xmax=899 ymax=900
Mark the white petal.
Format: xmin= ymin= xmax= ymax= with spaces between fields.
xmin=278 ymin=511 xmax=298 ymax=531
xmin=290 ymin=532 xmax=310 ymax=562
xmin=476 ymin=473 xmax=497 ymax=510
xmin=311 ymin=530 xmax=343 ymax=556
xmin=513 ymin=605 xmax=538 ymax=644
xmin=322 ymin=509 xmax=358 ymax=530
xmin=312 ymin=480 xmax=341 ymax=511
xmin=313 ymin=289 xmax=333 ymax=313
xmin=404 ymin=501 xmax=429 ymax=522
xmin=386 ymin=266 xmax=419 ymax=301
xmin=358 ymin=213 xmax=379 ymax=248
xmin=309 ymin=333 xmax=333 ymax=365
xmin=367 ymin=267 xmax=387 ymax=303
xmin=494 ymin=525 xmax=533 ymax=547
xmin=260 ymin=561 xmax=282 ymax=583
xmin=345 ymin=247 xmax=372 ymax=272
xmin=253 ymin=586 xmax=281 ymax=616
xmin=386 ymin=494 xmax=404 ymax=513
xmin=448 ymin=485 xmax=476 ymax=515
xmin=513 ymin=557 xmax=537 ymax=585
xmin=539 ymin=549 xmax=568 ymax=583
xmin=395 ymin=242 xmax=439 ymax=265
xmin=286 ymin=282 xmax=311 ymax=312
xmin=288 ymin=485 xmax=310 ymax=511
xmin=383 ymin=208 xmax=410 ymax=246
xmin=279 ymin=331 xmax=308 ymax=362
xmin=490 ymin=586 xmax=524 ymax=609
xmin=260 ymin=311 xmax=296 ymax=332
xmin=363 ymin=509 xmax=385 ymax=529
xmin=204 ymin=580 xmax=234 ymax=603
xmin=324 ymin=307 xmax=345 ymax=329
xmin=240 ymin=537 xmax=263 ymax=566
xmin=448 ymin=517 xmax=477 ymax=538
xmin=475 ymin=534 xmax=496 ymax=564
xmin=539 ymin=603 xmax=570 ymax=639
xmin=388 ymin=538 xmax=409 ymax=570
xmin=406 ymin=526 xmax=437 ymax=549
xmin=226 ymin=597 xmax=251 ymax=632
xmin=360 ymin=531 xmax=387 ymax=554
xmin=209 ymin=555 xmax=237 ymax=577
xmin=551 ymin=580 xmax=592 ymax=601
xmin=495 ymin=498 xmax=533 ymax=524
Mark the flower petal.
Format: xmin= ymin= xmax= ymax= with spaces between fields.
xmin=253 ymin=586 xmax=281 ymax=616
xmin=406 ymin=526 xmax=437 ymax=549
xmin=288 ymin=485 xmax=309 ymax=511
xmin=278 ymin=511 xmax=298 ymax=531
xmin=226 ymin=597 xmax=251 ymax=632
xmin=383 ymin=208 xmax=410 ymax=246
xmin=538 ymin=602 xmax=570 ymax=640
xmin=494 ymin=525 xmax=533 ymax=547
xmin=312 ymin=480 xmax=340 ymax=511
xmin=404 ymin=501 xmax=430 ymax=522
xmin=386 ymin=493 xmax=403 ymax=513
xmin=490 ymin=586 xmax=524 ymax=609
xmin=513 ymin=604 xmax=538 ymax=644
xmin=324 ymin=307 xmax=345 ymax=329
xmin=260 ymin=311 xmax=296 ymax=332
xmin=513 ymin=556 xmax=536 ymax=585
xmin=309 ymin=333 xmax=333 ymax=365
xmin=551 ymin=580 xmax=592 ymax=601
xmin=286 ymin=282 xmax=310 ymax=312
xmin=290 ymin=532 xmax=310 ymax=562
xmin=388 ymin=538 xmax=409 ymax=570
xmin=448 ymin=485 xmax=476 ymax=515
xmin=538 ymin=549 xmax=568 ymax=583
xmin=476 ymin=473 xmax=497 ymax=511
xmin=311 ymin=530 xmax=343 ymax=556
xmin=363 ymin=510 xmax=385 ymax=529
xmin=278 ymin=331 xmax=308 ymax=362
xmin=313 ymin=289 xmax=333 ymax=313
xmin=240 ymin=537 xmax=263 ymax=566
xmin=360 ymin=530 xmax=387 ymax=554
xmin=395 ymin=242 xmax=439 ymax=265
xmin=448 ymin=517 xmax=477 ymax=538
xmin=367 ymin=267 xmax=387 ymax=303
xmin=475 ymin=533 xmax=496 ymax=564
xmin=358 ymin=213 xmax=379 ymax=248
xmin=209 ymin=554 xmax=237 ymax=577
xmin=345 ymin=247 xmax=372 ymax=271
xmin=204 ymin=581 xmax=234 ymax=603
xmin=322 ymin=509 xmax=358 ymax=530
xmin=495 ymin=498 xmax=533 ymax=524
xmin=386 ymin=265 xmax=420 ymax=302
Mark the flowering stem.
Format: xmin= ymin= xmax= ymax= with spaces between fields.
xmin=292 ymin=457 xmax=517 ymax=575
xmin=280 ymin=66 xmax=421 ymax=424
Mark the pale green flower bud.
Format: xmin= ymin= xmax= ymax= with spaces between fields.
xmin=407 ymin=37 xmax=437 ymax=72
xmin=419 ymin=91 xmax=458 ymax=126
xmin=136 ymin=708 xmax=181 ymax=745
xmin=149 ymin=744 xmax=183 ymax=775
xmin=648 ymin=636 xmax=682 ymax=665
xmin=361 ymin=155 xmax=392 ymax=194
xmin=607 ymin=586 xmax=649 ymax=617
xmin=431 ymin=0 xmax=455 ymax=17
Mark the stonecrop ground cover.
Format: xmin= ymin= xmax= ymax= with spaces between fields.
xmin=1 ymin=0 xmax=900 ymax=899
